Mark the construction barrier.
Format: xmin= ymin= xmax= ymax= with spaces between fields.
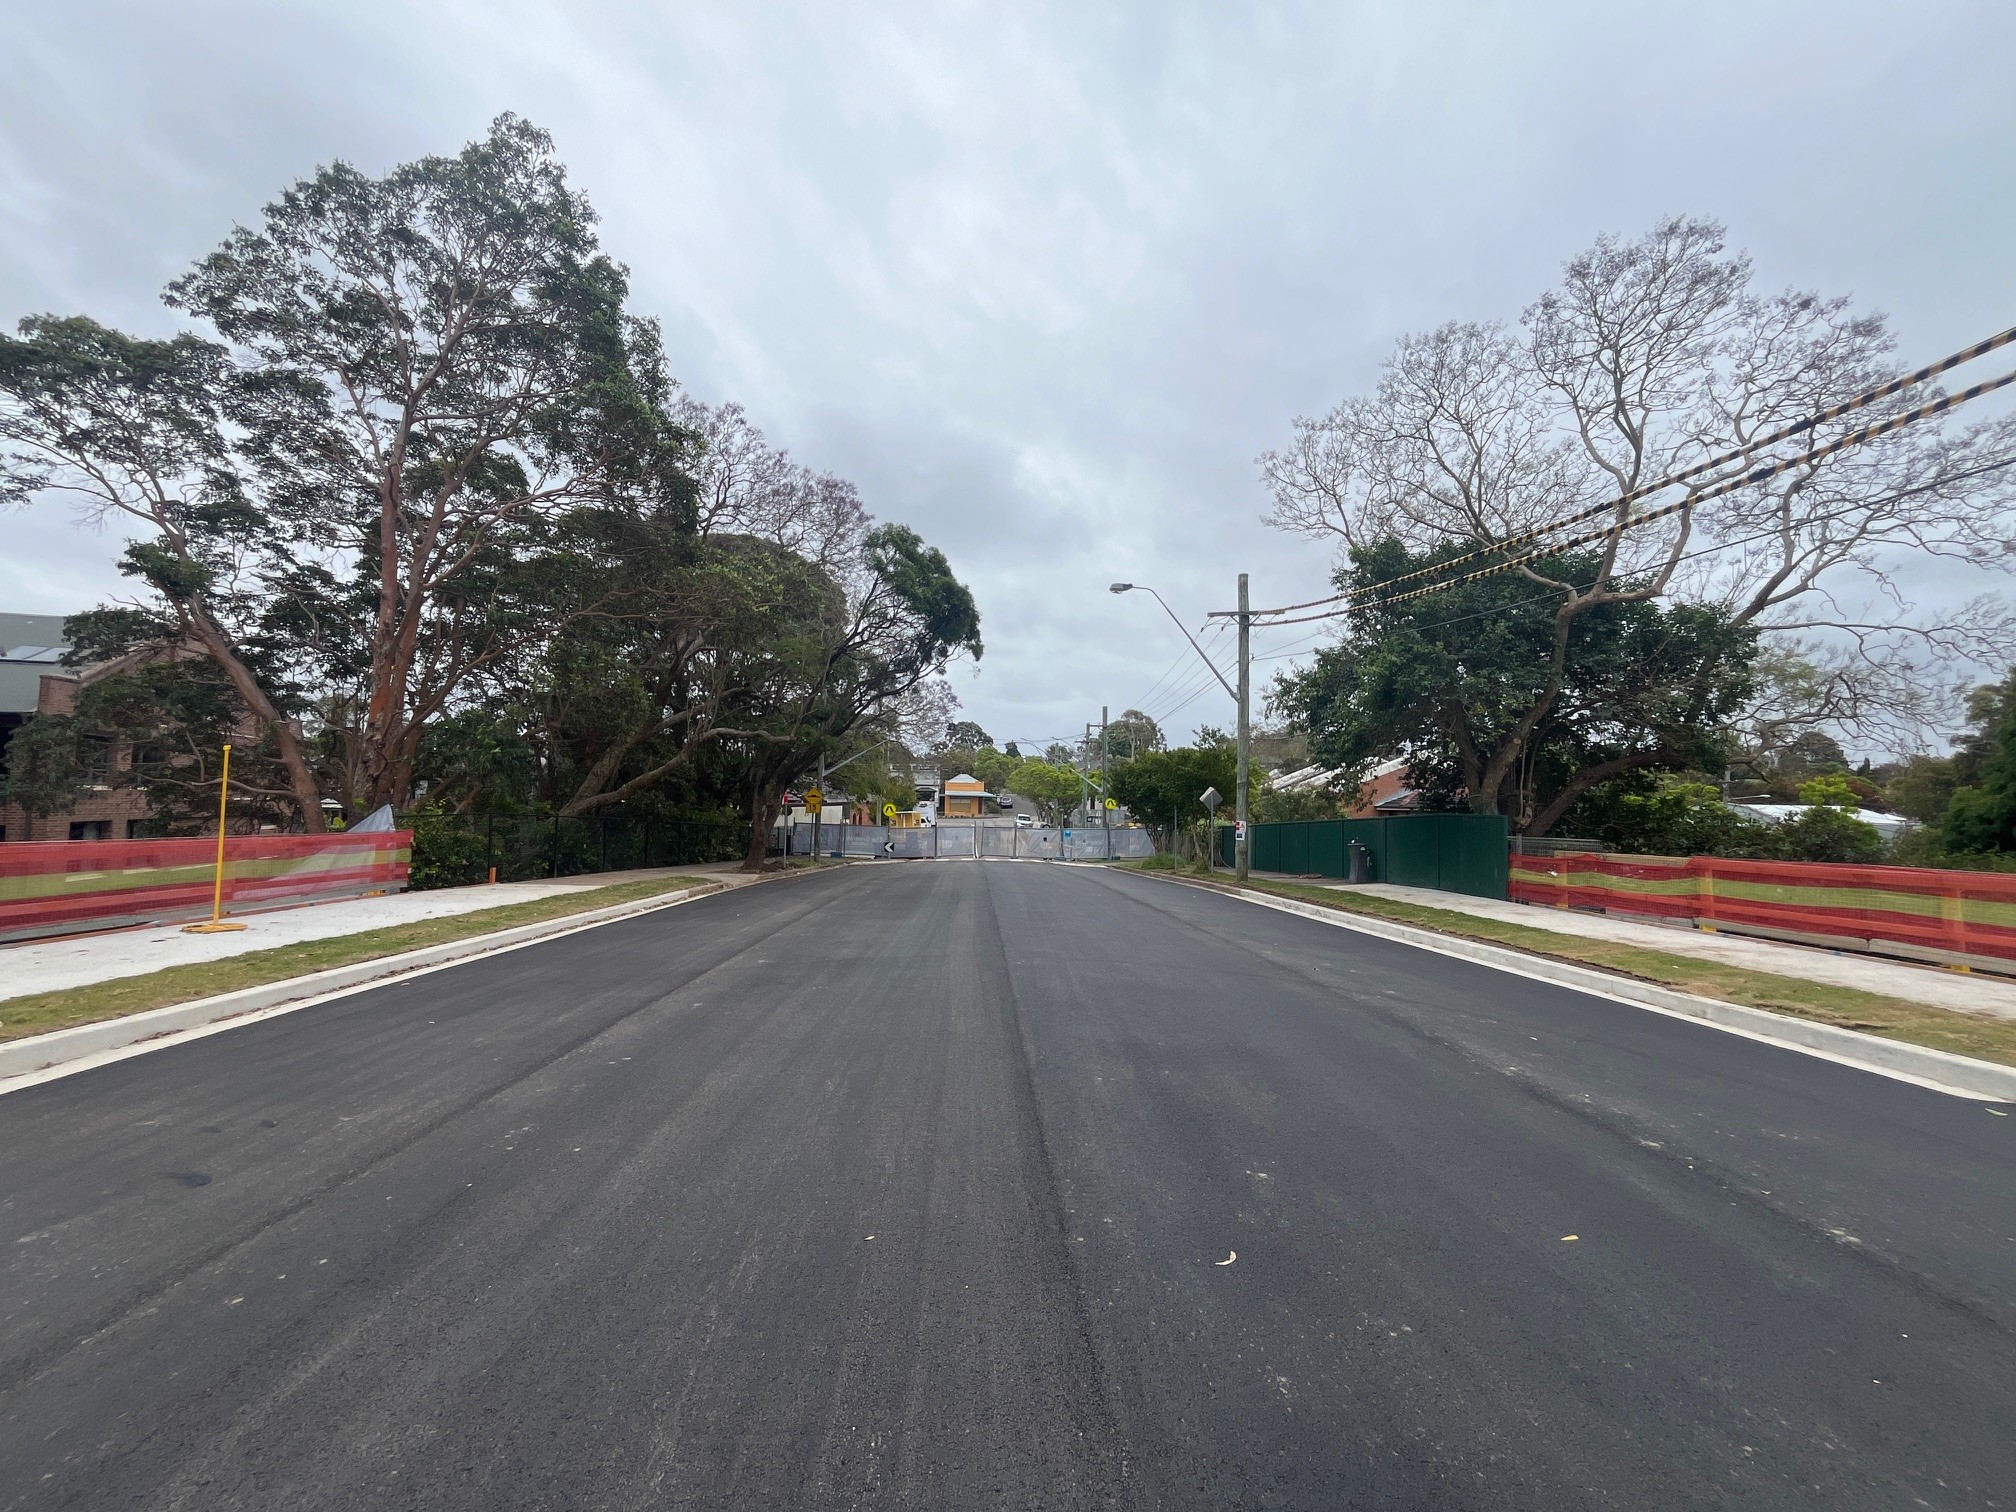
xmin=1509 ymin=851 xmax=2016 ymax=972
xmin=0 ymin=831 xmax=411 ymax=944
xmin=780 ymin=823 xmax=1158 ymax=861
xmin=1222 ymin=814 xmax=1510 ymax=899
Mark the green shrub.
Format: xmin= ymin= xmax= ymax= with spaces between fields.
xmin=1593 ymin=779 xmax=1775 ymax=858
xmin=1795 ymin=773 xmax=1861 ymax=810
xmin=404 ymin=809 xmax=489 ymax=890
xmin=1771 ymin=804 xmax=1886 ymax=864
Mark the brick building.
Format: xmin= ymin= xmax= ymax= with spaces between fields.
xmin=0 ymin=612 xmax=153 ymax=843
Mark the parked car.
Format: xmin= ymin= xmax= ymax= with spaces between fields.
xmin=1015 ymin=812 xmax=1036 ymax=828
xmin=996 ymin=794 xmax=1013 ymax=809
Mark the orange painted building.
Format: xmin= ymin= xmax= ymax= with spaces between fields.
xmin=942 ymin=773 xmax=987 ymax=818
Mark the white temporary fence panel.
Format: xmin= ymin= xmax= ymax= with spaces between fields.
xmin=777 ymin=823 xmax=1159 ymax=861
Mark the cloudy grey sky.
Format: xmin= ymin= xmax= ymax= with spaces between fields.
xmin=4 ymin=0 xmax=2013 ymax=751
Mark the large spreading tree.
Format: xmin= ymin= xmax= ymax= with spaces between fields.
xmin=1 ymin=117 xmax=980 ymax=859
xmin=1262 ymin=217 xmax=2016 ymax=833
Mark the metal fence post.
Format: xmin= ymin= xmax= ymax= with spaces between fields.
xmin=551 ymin=814 xmax=560 ymax=878
xmin=485 ymin=815 xmax=495 ymax=883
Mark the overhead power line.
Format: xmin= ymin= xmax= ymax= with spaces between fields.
xmin=1240 ymin=361 xmax=2016 ymax=629
xmin=1240 ymin=321 xmax=2016 ymax=622
xmin=1274 ymin=487 xmax=2010 ymax=654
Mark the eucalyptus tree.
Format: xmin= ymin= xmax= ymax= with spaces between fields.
xmin=165 ymin=113 xmax=692 ymax=817
xmin=1103 ymin=709 xmax=1164 ymax=761
xmin=2 ymin=116 xmax=689 ymax=828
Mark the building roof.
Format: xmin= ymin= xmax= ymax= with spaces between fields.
xmin=0 ymin=613 xmax=76 ymax=715
xmin=1732 ymin=802 xmax=1914 ymax=840
xmin=0 ymin=613 xmax=69 ymax=656
xmin=944 ymin=773 xmax=986 ymax=792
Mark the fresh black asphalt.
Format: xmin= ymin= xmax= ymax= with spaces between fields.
xmin=0 ymin=861 xmax=2011 ymax=1509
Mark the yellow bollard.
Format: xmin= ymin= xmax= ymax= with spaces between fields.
xmin=182 ymin=742 xmax=248 ymax=934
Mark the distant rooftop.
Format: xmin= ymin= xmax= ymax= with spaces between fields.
xmin=1 ymin=612 xmax=69 ymax=655
xmin=1 ymin=613 xmax=75 ymax=715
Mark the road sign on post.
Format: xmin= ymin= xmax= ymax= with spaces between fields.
xmin=882 ymin=802 xmax=897 ymax=820
xmin=1103 ymin=797 xmax=1117 ymax=811
xmin=804 ymin=788 xmax=824 ymax=861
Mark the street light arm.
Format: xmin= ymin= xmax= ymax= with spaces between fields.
xmin=822 ymin=737 xmax=893 ymax=777
xmin=1112 ymin=584 xmax=1237 ymax=702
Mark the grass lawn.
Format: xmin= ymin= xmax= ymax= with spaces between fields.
xmin=0 ymin=876 xmax=716 ymax=1047
xmin=1135 ymin=865 xmax=2016 ymax=1071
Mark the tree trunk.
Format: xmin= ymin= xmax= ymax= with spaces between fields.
xmin=743 ymin=790 xmax=781 ymax=871
xmin=186 ymin=609 xmax=325 ymax=833
xmin=1523 ymin=749 xmax=1669 ymax=838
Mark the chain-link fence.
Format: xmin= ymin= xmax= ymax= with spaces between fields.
xmin=407 ymin=813 xmax=746 ymax=890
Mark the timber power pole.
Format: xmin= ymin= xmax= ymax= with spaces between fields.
xmin=1108 ymin=579 xmax=1244 ymax=874
xmin=1100 ymin=705 xmax=1110 ymax=838
xmin=1236 ymin=572 xmax=1251 ymax=883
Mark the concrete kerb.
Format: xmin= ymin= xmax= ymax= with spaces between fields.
xmin=1155 ymin=874 xmax=2016 ymax=1103
xmin=0 ymin=867 xmax=823 ymax=1090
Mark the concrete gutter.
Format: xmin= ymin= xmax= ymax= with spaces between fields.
xmin=0 ymin=870 xmax=806 ymax=1090
xmin=1159 ymin=874 xmax=2016 ymax=1103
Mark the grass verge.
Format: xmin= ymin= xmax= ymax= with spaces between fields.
xmin=0 ymin=877 xmax=715 ymax=1047
xmin=1139 ymin=867 xmax=2016 ymax=1071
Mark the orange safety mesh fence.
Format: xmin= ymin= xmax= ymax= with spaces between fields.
xmin=0 ymin=832 xmax=411 ymax=944
xmin=1509 ymin=851 xmax=2016 ymax=968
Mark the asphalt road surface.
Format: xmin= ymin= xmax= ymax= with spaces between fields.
xmin=1 ymin=862 xmax=2012 ymax=1510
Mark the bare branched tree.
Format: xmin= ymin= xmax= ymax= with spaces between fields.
xmin=1261 ymin=216 xmax=2016 ymax=816
xmin=676 ymin=396 xmax=867 ymax=571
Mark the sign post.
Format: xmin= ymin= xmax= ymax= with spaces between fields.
xmin=183 ymin=743 xmax=248 ymax=934
xmin=1199 ymin=786 xmax=1222 ymax=872
xmin=804 ymin=787 xmax=824 ymax=861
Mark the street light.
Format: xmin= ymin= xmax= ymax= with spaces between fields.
xmin=1108 ymin=584 xmax=1235 ymax=700
xmin=1110 ymin=580 xmax=1249 ymax=881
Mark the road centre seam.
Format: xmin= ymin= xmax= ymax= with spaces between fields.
xmin=0 ymin=869 xmax=829 ymax=1094
xmin=1142 ymin=873 xmax=2016 ymax=1103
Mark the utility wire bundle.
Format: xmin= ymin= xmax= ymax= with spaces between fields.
xmin=1223 ymin=325 xmax=2016 ymax=629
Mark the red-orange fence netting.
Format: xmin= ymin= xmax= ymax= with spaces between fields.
xmin=1509 ymin=852 xmax=2016 ymax=968
xmin=0 ymin=832 xmax=411 ymax=944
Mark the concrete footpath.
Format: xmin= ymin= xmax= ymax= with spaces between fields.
xmin=1247 ymin=873 xmax=2016 ymax=1021
xmin=0 ymin=864 xmax=750 ymax=1004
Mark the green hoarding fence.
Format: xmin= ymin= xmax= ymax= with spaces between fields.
xmin=1217 ymin=813 xmax=1509 ymax=899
